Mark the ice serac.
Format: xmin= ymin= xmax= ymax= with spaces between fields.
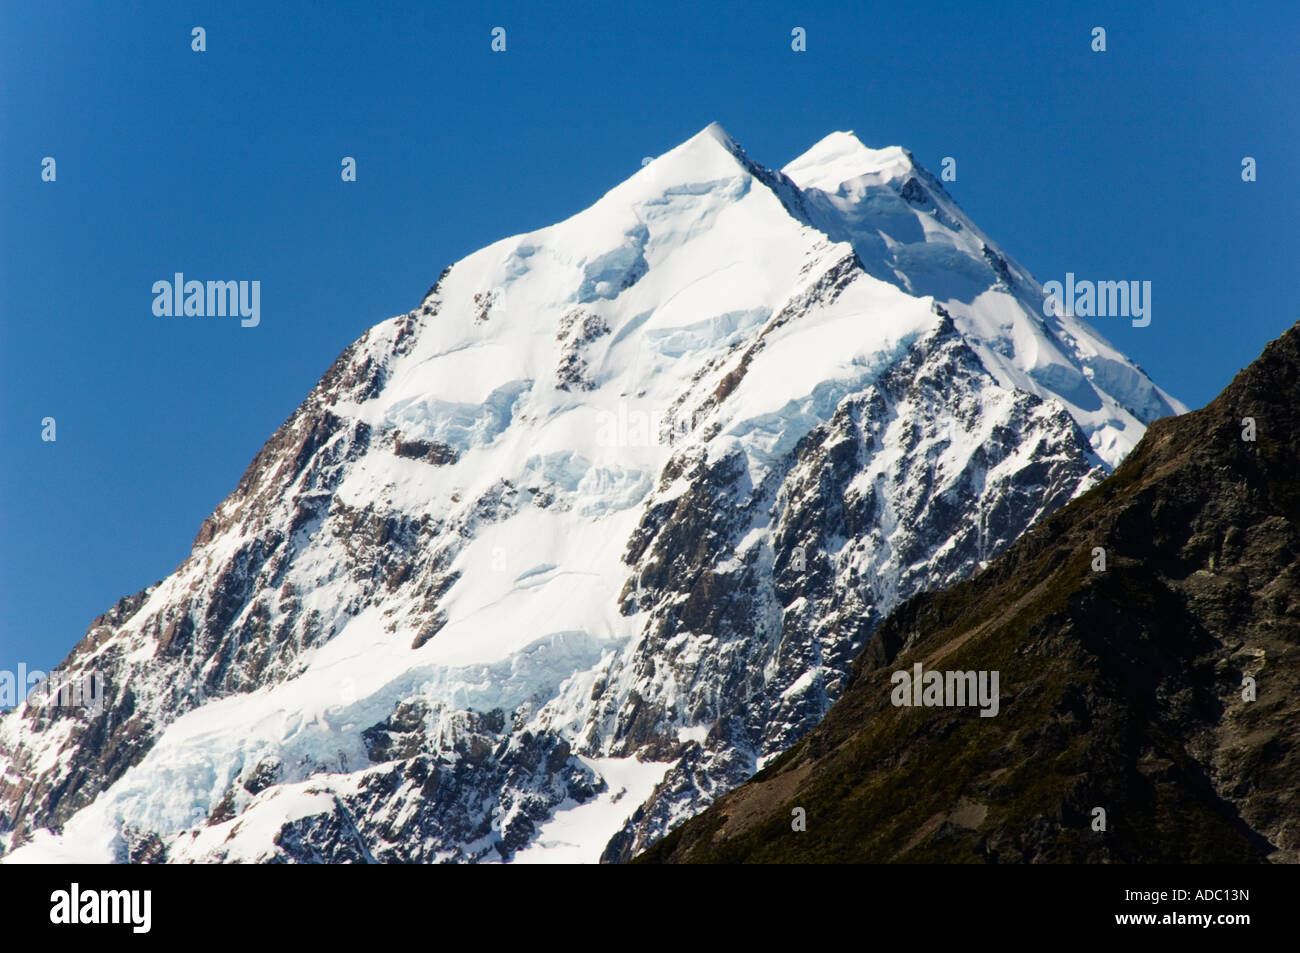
xmin=0 ymin=124 xmax=1183 ymax=864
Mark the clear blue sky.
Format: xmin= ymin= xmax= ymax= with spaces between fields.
xmin=2 ymin=0 xmax=1297 ymax=673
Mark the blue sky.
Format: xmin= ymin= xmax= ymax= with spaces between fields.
xmin=2 ymin=0 xmax=1297 ymax=672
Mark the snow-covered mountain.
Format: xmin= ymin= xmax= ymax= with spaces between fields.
xmin=0 ymin=123 xmax=1183 ymax=863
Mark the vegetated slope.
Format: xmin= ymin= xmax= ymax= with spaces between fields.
xmin=641 ymin=323 xmax=1300 ymax=864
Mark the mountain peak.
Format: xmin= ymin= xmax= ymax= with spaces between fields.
xmin=631 ymin=122 xmax=747 ymax=188
xmin=695 ymin=120 xmax=738 ymax=150
xmin=782 ymin=130 xmax=914 ymax=192
xmin=0 ymin=121 xmax=1187 ymax=867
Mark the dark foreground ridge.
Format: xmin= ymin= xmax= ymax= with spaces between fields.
xmin=639 ymin=323 xmax=1300 ymax=863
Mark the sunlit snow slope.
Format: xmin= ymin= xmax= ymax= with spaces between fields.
xmin=0 ymin=124 xmax=1183 ymax=864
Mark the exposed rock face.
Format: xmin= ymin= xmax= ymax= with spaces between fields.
xmin=0 ymin=321 xmax=402 ymax=849
xmin=640 ymin=323 xmax=1300 ymax=864
xmin=595 ymin=313 xmax=1105 ymax=861
xmin=0 ymin=124 xmax=1181 ymax=864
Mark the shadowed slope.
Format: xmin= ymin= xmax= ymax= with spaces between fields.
xmin=641 ymin=323 xmax=1300 ymax=864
